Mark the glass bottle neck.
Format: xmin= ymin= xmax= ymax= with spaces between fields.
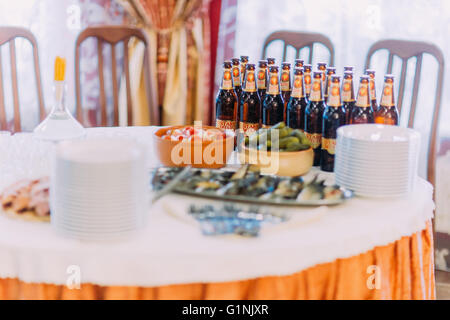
xmin=221 ymin=69 xmax=234 ymax=90
xmin=52 ymin=81 xmax=67 ymax=113
xmin=327 ymin=83 xmax=341 ymax=106
xmin=380 ymin=82 xmax=395 ymax=107
xmin=309 ymin=78 xmax=323 ymax=101
xmin=280 ymin=70 xmax=291 ymax=91
xmin=243 ymin=70 xmax=257 ymax=92
xmin=267 ymin=73 xmax=280 ymax=95
xmin=355 ymin=83 xmax=371 ymax=107
xmin=257 ymin=67 xmax=267 ymax=89
xmin=342 ymin=79 xmax=355 ymax=102
xmin=291 ymin=75 xmax=305 ymax=98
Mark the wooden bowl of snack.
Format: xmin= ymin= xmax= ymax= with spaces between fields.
xmin=239 ymin=122 xmax=314 ymax=176
xmin=153 ymin=125 xmax=235 ymax=169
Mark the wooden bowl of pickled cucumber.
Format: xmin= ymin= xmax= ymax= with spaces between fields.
xmin=239 ymin=122 xmax=314 ymax=176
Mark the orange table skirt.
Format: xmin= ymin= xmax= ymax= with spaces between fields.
xmin=0 ymin=221 xmax=435 ymax=300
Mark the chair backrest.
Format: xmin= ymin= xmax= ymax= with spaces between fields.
xmin=365 ymin=39 xmax=445 ymax=186
xmin=261 ymin=30 xmax=335 ymax=65
xmin=0 ymin=27 xmax=45 ymax=132
xmin=75 ymin=26 xmax=157 ymax=127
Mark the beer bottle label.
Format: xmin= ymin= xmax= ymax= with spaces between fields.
xmin=356 ymin=83 xmax=370 ymax=107
xmin=232 ymin=66 xmax=240 ymax=86
xmin=291 ymin=76 xmax=304 ymax=98
xmin=243 ymin=70 xmax=257 ymax=92
xmin=327 ymin=83 xmax=341 ymax=107
xmin=305 ymin=132 xmax=321 ymax=149
xmin=309 ymin=79 xmax=322 ymax=101
xmin=280 ymin=71 xmax=290 ymax=91
xmin=267 ymin=73 xmax=280 ymax=95
xmin=221 ymin=70 xmax=233 ymax=90
xmin=304 ymin=73 xmax=312 ymax=95
xmin=239 ymin=121 xmax=259 ymax=135
xmin=342 ymin=79 xmax=354 ymax=102
xmin=321 ymin=137 xmax=336 ymax=155
xmin=380 ymin=82 xmax=395 ymax=107
xmin=216 ymin=119 xmax=236 ymax=130
xmin=257 ymin=68 xmax=267 ymax=89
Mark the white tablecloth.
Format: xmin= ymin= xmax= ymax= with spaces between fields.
xmin=0 ymin=127 xmax=435 ymax=287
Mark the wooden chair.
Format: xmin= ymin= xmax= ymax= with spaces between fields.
xmin=261 ymin=30 xmax=335 ymax=65
xmin=75 ymin=26 xmax=157 ymax=127
xmin=0 ymin=27 xmax=45 ymax=132
xmin=364 ymin=39 xmax=445 ymax=186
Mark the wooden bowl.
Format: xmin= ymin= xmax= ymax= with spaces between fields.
xmin=239 ymin=145 xmax=314 ymax=176
xmin=153 ymin=126 xmax=234 ymax=169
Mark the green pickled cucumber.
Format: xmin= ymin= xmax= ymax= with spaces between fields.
xmin=279 ymin=136 xmax=300 ymax=148
xmin=277 ymin=127 xmax=290 ymax=139
xmin=271 ymin=122 xmax=286 ymax=130
xmin=300 ymin=136 xmax=312 ymax=146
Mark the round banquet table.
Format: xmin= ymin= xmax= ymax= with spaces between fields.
xmin=0 ymin=127 xmax=435 ymax=300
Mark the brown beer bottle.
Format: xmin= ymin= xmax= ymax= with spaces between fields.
xmin=295 ymin=59 xmax=304 ymax=69
xmin=262 ymin=66 xmax=284 ymax=127
xmin=280 ymin=62 xmax=292 ymax=121
xmin=239 ymin=64 xmax=261 ymax=136
xmin=350 ymin=76 xmax=375 ymax=124
xmin=365 ymin=69 xmax=378 ymax=113
xmin=267 ymin=57 xmax=276 ymax=68
xmin=375 ymin=75 xmax=399 ymax=125
xmin=303 ymin=64 xmax=312 ymax=99
xmin=257 ymin=60 xmax=268 ymax=101
xmin=304 ymin=72 xmax=325 ymax=166
xmin=342 ymin=71 xmax=355 ymax=124
xmin=321 ymin=75 xmax=346 ymax=172
xmin=324 ymin=67 xmax=336 ymax=101
xmin=287 ymin=67 xmax=307 ymax=131
xmin=215 ymin=61 xmax=238 ymax=130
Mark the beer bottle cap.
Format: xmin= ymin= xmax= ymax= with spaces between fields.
xmin=269 ymin=66 xmax=279 ymax=73
xmin=331 ymin=75 xmax=341 ymax=82
xmin=293 ymin=67 xmax=304 ymax=75
xmin=344 ymin=66 xmax=354 ymax=72
xmin=384 ymin=74 xmax=394 ymax=80
xmin=231 ymin=58 xmax=240 ymax=65
xmin=313 ymin=71 xmax=322 ymax=78
xmin=343 ymin=71 xmax=354 ymax=78
xmin=359 ymin=75 xmax=370 ymax=82
xmin=240 ymin=56 xmax=249 ymax=62
xmin=365 ymin=69 xmax=376 ymax=76
xmin=281 ymin=62 xmax=291 ymax=69
xmin=258 ymin=60 xmax=268 ymax=67
xmin=246 ymin=63 xmax=255 ymax=70
xmin=317 ymin=62 xmax=327 ymax=70
xmin=326 ymin=67 xmax=336 ymax=75
xmin=295 ymin=59 xmax=304 ymax=66
xmin=223 ymin=61 xmax=232 ymax=68
xmin=303 ymin=64 xmax=312 ymax=71
xmin=267 ymin=58 xmax=276 ymax=65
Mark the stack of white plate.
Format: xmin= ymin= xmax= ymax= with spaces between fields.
xmin=335 ymin=124 xmax=421 ymax=198
xmin=50 ymin=138 xmax=148 ymax=241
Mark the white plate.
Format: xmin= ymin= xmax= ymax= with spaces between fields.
xmin=337 ymin=124 xmax=420 ymax=143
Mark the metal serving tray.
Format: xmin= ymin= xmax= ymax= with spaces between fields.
xmin=151 ymin=166 xmax=353 ymax=207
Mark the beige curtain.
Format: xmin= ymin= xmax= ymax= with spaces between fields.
xmin=118 ymin=0 xmax=210 ymax=126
